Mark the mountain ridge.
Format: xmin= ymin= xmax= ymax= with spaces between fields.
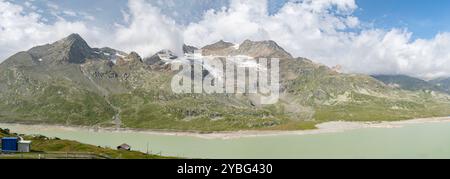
xmin=201 ymin=39 xmax=293 ymax=59
xmin=431 ymin=77 xmax=450 ymax=93
xmin=1 ymin=34 xmax=450 ymax=131
xmin=372 ymin=74 xmax=448 ymax=93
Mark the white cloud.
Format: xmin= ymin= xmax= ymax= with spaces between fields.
xmin=62 ymin=10 xmax=77 ymax=17
xmin=80 ymin=12 xmax=95 ymax=21
xmin=109 ymin=0 xmax=184 ymax=57
xmin=0 ymin=0 xmax=183 ymax=60
xmin=1 ymin=0 xmax=450 ymax=80
xmin=0 ymin=0 xmax=103 ymax=60
xmin=46 ymin=2 xmax=59 ymax=10
xmin=184 ymin=0 xmax=450 ymax=79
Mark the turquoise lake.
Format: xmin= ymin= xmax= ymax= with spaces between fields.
xmin=2 ymin=122 xmax=450 ymax=159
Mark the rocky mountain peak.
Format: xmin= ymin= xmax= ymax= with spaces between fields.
xmin=201 ymin=40 xmax=236 ymax=56
xmin=183 ymin=44 xmax=199 ymax=54
xmin=127 ymin=52 xmax=142 ymax=61
xmin=58 ymin=34 xmax=92 ymax=53
xmin=116 ymin=51 xmax=143 ymax=66
xmin=64 ymin=33 xmax=87 ymax=43
xmin=23 ymin=33 xmax=96 ymax=64
xmin=144 ymin=50 xmax=178 ymax=66
xmin=236 ymin=39 xmax=293 ymax=59
xmin=202 ymin=40 xmax=235 ymax=50
xmin=57 ymin=34 xmax=93 ymax=64
xmin=127 ymin=52 xmax=144 ymax=64
xmin=199 ymin=39 xmax=293 ymax=58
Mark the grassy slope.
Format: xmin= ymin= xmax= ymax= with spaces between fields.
xmin=110 ymin=91 xmax=318 ymax=131
xmin=1 ymin=55 xmax=450 ymax=132
xmin=282 ymin=59 xmax=450 ymax=123
xmin=315 ymin=97 xmax=450 ymax=122
xmin=0 ymin=65 xmax=115 ymax=126
xmin=0 ymin=128 xmax=174 ymax=159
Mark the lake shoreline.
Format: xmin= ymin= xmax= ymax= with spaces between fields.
xmin=1 ymin=117 xmax=450 ymax=140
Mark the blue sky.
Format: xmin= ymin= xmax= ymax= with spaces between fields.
xmin=8 ymin=0 xmax=449 ymax=39
xmin=356 ymin=0 xmax=450 ymax=39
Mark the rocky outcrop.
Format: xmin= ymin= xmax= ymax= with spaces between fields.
xmin=235 ymin=40 xmax=293 ymax=59
xmin=201 ymin=39 xmax=292 ymax=59
xmin=201 ymin=40 xmax=236 ymax=56
xmin=28 ymin=33 xmax=95 ymax=64
xmin=183 ymin=44 xmax=199 ymax=54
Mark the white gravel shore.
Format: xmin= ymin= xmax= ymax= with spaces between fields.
xmin=1 ymin=117 xmax=450 ymax=140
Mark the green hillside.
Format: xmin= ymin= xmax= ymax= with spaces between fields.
xmin=1 ymin=34 xmax=450 ymax=132
xmin=0 ymin=128 xmax=173 ymax=159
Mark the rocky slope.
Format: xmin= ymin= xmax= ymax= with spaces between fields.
xmin=431 ymin=78 xmax=450 ymax=94
xmin=201 ymin=40 xmax=292 ymax=59
xmin=1 ymin=34 xmax=450 ymax=131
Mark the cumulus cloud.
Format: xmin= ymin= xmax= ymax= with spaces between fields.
xmin=0 ymin=0 xmax=183 ymax=60
xmin=184 ymin=0 xmax=450 ymax=79
xmin=0 ymin=0 xmax=103 ymax=60
xmin=110 ymin=0 xmax=184 ymax=57
xmin=1 ymin=0 xmax=450 ymax=79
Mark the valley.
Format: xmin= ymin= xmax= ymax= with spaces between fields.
xmin=1 ymin=34 xmax=450 ymax=132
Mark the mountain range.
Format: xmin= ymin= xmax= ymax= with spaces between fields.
xmin=1 ymin=34 xmax=450 ymax=131
xmin=373 ymin=75 xmax=450 ymax=94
